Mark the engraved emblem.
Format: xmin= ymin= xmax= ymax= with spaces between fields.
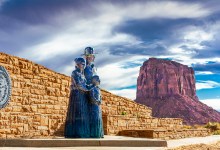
xmin=0 ymin=66 xmax=12 ymax=109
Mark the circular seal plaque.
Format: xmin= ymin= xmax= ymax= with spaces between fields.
xmin=0 ymin=66 xmax=11 ymax=109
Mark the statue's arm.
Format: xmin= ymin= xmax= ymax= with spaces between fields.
xmin=91 ymin=64 xmax=97 ymax=75
xmin=72 ymin=71 xmax=88 ymax=92
xmin=89 ymin=89 xmax=100 ymax=105
xmin=99 ymin=93 xmax=102 ymax=105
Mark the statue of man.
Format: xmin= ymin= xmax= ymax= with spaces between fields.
xmin=83 ymin=47 xmax=97 ymax=87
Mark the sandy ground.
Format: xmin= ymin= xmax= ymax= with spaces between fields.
xmin=168 ymin=141 xmax=220 ymax=150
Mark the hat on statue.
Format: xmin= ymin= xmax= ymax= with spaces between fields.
xmin=82 ymin=47 xmax=98 ymax=56
xmin=74 ymin=57 xmax=85 ymax=65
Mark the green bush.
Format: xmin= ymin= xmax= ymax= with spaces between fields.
xmin=121 ymin=111 xmax=127 ymax=115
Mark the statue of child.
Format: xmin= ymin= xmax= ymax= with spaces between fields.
xmin=89 ymin=75 xmax=104 ymax=138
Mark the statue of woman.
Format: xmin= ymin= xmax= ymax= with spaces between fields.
xmin=89 ymin=75 xmax=104 ymax=138
xmin=64 ymin=57 xmax=90 ymax=138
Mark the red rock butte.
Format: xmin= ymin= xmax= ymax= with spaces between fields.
xmin=135 ymin=58 xmax=220 ymax=125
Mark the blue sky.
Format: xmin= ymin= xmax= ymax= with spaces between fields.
xmin=0 ymin=0 xmax=220 ymax=111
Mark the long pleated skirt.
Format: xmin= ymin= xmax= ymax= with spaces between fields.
xmin=64 ymin=90 xmax=90 ymax=138
xmin=89 ymin=103 xmax=104 ymax=138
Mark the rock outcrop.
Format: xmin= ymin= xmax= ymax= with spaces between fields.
xmin=135 ymin=58 xmax=220 ymax=125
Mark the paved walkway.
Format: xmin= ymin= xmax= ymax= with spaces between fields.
xmin=0 ymin=135 xmax=219 ymax=150
xmin=0 ymin=136 xmax=166 ymax=147
xmin=167 ymin=135 xmax=220 ymax=149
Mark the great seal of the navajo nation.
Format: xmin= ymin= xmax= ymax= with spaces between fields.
xmin=0 ymin=66 xmax=12 ymax=109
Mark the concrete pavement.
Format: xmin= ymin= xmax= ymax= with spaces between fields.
xmin=0 ymin=136 xmax=166 ymax=147
xmin=0 ymin=135 xmax=219 ymax=150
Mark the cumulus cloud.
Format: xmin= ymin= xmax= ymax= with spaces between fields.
xmin=109 ymin=88 xmax=136 ymax=100
xmin=193 ymin=61 xmax=220 ymax=73
xmin=0 ymin=0 xmax=7 ymax=7
xmin=195 ymin=71 xmax=214 ymax=75
xmin=98 ymin=1 xmax=211 ymax=20
xmin=196 ymin=80 xmax=220 ymax=90
xmin=1 ymin=0 xmax=220 ymax=102
xmin=97 ymin=55 xmax=148 ymax=90
xmin=200 ymin=99 xmax=220 ymax=112
xmin=16 ymin=0 xmax=212 ymax=62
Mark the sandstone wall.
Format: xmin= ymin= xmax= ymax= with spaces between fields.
xmin=118 ymin=128 xmax=210 ymax=140
xmin=101 ymin=90 xmax=152 ymax=117
xmin=0 ymin=52 xmax=153 ymax=138
xmin=0 ymin=53 xmax=71 ymax=138
xmin=0 ymin=52 xmax=209 ymax=139
xmin=103 ymin=115 xmax=183 ymax=135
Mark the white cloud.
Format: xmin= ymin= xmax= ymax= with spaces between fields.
xmin=183 ymin=27 xmax=214 ymax=44
xmin=109 ymin=88 xmax=136 ymax=100
xmin=18 ymin=0 xmax=212 ymax=62
xmin=196 ymin=80 xmax=220 ymax=90
xmin=97 ymin=55 xmax=148 ymax=90
xmin=169 ymin=26 xmax=214 ymax=58
xmin=99 ymin=1 xmax=211 ymax=20
xmin=98 ymin=64 xmax=139 ymax=90
xmin=14 ymin=0 xmax=218 ymax=100
xmin=166 ymin=21 xmax=220 ymax=67
xmin=200 ymin=99 xmax=220 ymax=112
xmin=195 ymin=71 xmax=214 ymax=75
xmin=18 ymin=16 xmax=141 ymax=62
xmin=0 ymin=0 xmax=7 ymax=8
xmin=61 ymin=50 xmax=147 ymax=95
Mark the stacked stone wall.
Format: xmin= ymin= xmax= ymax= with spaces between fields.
xmin=0 ymin=53 xmax=71 ymax=138
xmin=0 ymin=52 xmax=154 ymax=138
xmin=0 ymin=52 xmax=209 ymax=139
xmin=103 ymin=115 xmax=183 ymax=135
xmin=101 ymin=90 xmax=152 ymax=117
xmin=118 ymin=129 xmax=210 ymax=140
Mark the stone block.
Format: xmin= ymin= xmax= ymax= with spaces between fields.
xmin=23 ymin=124 xmax=29 ymax=132
xmin=21 ymin=69 xmax=33 ymax=75
xmin=33 ymin=115 xmax=41 ymax=122
xmin=38 ymin=126 xmax=48 ymax=130
xmin=31 ymin=105 xmax=37 ymax=112
xmin=53 ymin=105 xmax=60 ymax=110
xmin=31 ymin=89 xmax=45 ymax=95
xmin=22 ymin=106 xmax=32 ymax=112
xmin=12 ymin=88 xmax=22 ymax=96
xmin=32 ymin=79 xmax=41 ymax=84
xmin=29 ymin=98 xmax=41 ymax=104
xmin=41 ymin=115 xmax=49 ymax=126
xmin=12 ymin=106 xmax=22 ymax=112
xmin=17 ymin=127 xmax=24 ymax=134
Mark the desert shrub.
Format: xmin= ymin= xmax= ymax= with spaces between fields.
xmin=213 ymin=130 xmax=220 ymax=135
xmin=193 ymin=124 xmax=204 ymax=129
xmin=204 ymin=122 xmax=220 ymax=132
xmin=183 ymin=125 xmax=192 ymax=129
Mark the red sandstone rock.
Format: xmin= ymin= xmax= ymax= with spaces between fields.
xmin=135 ymin=58 xmax=220 ymax=125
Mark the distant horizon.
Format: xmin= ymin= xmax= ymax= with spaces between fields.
xmin=0 ymin=0 xmax=220 ymax=111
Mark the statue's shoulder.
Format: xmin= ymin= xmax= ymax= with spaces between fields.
xmin=71 ymin=69 xmax=81 ymax=77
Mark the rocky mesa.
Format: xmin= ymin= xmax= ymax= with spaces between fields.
xmin=135 ymin=58 xmax=220 ymax=125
